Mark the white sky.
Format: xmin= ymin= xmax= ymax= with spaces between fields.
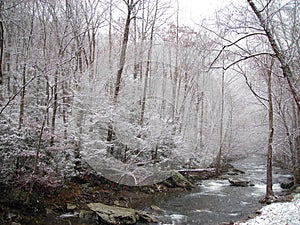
xmin=177 ymin=0 xmax=241 ymax=26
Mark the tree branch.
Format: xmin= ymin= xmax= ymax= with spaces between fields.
xmin=259 ymin=0 xmax=272 ymax=13
xmin=247 ymin=0 xmax=300 ymax=112
xmin=208 ymin=32 xmax=267 ymax=70
xmin=210 ymin=52 xmax=274 ymax=72
xmin=0 ymin=75 xmax=36 ymax=115
xmin=223 ymin=52 xmax=274 ymax=70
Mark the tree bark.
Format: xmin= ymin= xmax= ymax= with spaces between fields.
xmin=0 ymin=2 xmax=3 ymax=86
xmin=50 ymin=71 xmax=58 ymax=146
xmin=296 ymin=110 xmax=300 ymax=184
xmin=265 ymin=59 xmax=274 ymax=199
xmin=215 ymin=67 xmax=225 ymax=174
xmin=113 ymin=2 xmax=132 ymax=103
xmin=18 ymin=64 xmax=26 ymax=129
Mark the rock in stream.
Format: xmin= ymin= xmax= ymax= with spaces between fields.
xmin=87 ymin=202 xmax=156 ymax=224
xmin=228 ymin=178 xmax=254 ymax=187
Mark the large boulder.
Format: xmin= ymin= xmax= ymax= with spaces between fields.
xmin=280 ymin=178 xmax=294 ymax=189
xmin=87 ymin=202 xmax=156 ymax=225
xmin=163 ymin=171 xmax=194 ymax=189
xmin=228 ymin=178 xmax=254 ymax=187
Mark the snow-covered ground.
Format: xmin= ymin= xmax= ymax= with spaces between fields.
xmin=235 ymin=194 xmax=300 ymax=225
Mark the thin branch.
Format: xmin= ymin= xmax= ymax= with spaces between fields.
xmin=3 ymin=0 xmax=27 ymax=11
xmin=242 ymin=72 xmax=268 ymax=103
xmin=208 ymin=32 xmax=267 ymax=70
xmin=0 ymin=57 xmax=75 ymax=115
xmin=259 ymin=0 xmax=273 ymax=13
xmin=202 ymin=25 xmax=249 ymax=54
xmin=234 ymin=65 xmax=269 ymax=109
xmin=223 ymin=52 xmax=275 ymax=70
xmin=0 ymin=75 xmax=37 ymax=115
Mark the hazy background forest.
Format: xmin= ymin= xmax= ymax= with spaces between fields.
xmin=0 ymin=0 xmax=299 ymax=187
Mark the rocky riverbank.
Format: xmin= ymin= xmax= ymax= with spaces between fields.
xmin=0 ymin=167 xmax=218 ymax=225
xmin=3 ymin=161 xmax=296 ymax=225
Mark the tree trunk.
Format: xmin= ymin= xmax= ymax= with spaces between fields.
xmin=0 ymin=4 xmax=3 ymax=86
xmin=50 ymin=72 xmax=58 ymax=146
xmin=200 ymin=91 xmax=204 ymax=148
xmin=172 ymin=1 xmax=179 ymax=122
xmin=265 ymin=59 xmax=274 ymax=200
xmin=4 ymin=22 xmax=11 ymax=96
xmin=138 ymin=0 xmax=145 ymax=81
xmin=18 ymin=5 xmax=35 ymax=129
xmin=113 ymin=4 xmax=132 ymax=102
xmin=62 ymin=81 xmax=68 ymax=140
xmin=296 ymin=110 xmax=300 ymax=184
xmin=133 ymin=17 xmax=139 ymax=80
xmin=215 ymin=67 xmax=225 ymax=174
xmin=107 ymin=0 xmax=136 ymax=148
xmin=140 ymin=0 xmax=158 ymax=126
xmin=160 ymin=47 xmax=167 ymax=118
xmin=18 ymin=64 xmax=26 ymax=129
xmin=45 ymin=76 xmax=50 ymax=126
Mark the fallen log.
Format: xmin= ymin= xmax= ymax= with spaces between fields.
xmin=177 ymin=168 xmax=216 ymax=173
xmin=177 ymin=168 xmax=217 ymax=180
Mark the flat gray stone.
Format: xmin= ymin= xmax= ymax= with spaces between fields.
xmin=87 ymin=202 xmax=156 ymax=224
xmin=228 ymin=178 xmax=254 ymax=187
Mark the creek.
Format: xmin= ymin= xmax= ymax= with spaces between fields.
xmin=141 ymin=155 xmax=291 ymax=225
xmin=48 ymin=155 xmax=291 ymax=225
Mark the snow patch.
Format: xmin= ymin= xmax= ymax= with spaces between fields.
xmin=235 ymin=194 xmax=300 ymax=225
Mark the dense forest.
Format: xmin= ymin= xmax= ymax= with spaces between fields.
xmin=0 ymin=0 xmax=299 ymax=203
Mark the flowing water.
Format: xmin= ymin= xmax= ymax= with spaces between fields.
xmin=142 ymin=155 xmax=291 ymax=225
xmin=49 ymin=155 xmax=291 ymax=225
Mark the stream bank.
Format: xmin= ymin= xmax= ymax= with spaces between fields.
xmin=1 ymin=156 xmax=297 ymax=225
xmin=0 ymin=167 xmax=217 ymax=225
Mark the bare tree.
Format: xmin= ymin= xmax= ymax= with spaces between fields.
xmin=17 ymin=3 xmax=35 ymax=129
xmin=265 ymin=58 xmax=275 ymax=201
xmin=107 ymin=0 xmax=142 ymax=149
xmin=247 ymin=0 xmax=300 ymax=185
xmin=114 ymin=0 xmax=141 ymax=102
xmin=140 ymin=0 xmax=158 ymax=126
xmin=207 ymin=0 xmax=299 ymax=186
xmin=215 ymin=65 xmax=225 ymax=174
